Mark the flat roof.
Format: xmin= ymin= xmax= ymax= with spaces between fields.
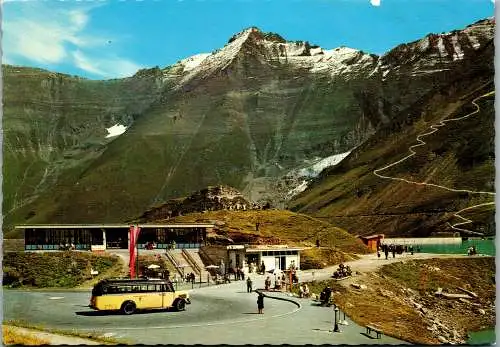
xmin=246 ymin=247 xmax=303 ymax=253
xmin=15 ymin=223 xmax=215 ymax=229
xmin=360 ymin=234 xmax=385 ymax=240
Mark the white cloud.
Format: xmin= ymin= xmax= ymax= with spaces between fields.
xmin=370 ymin=0 xmax=381 ymax=6
xmin=73 ymin=50 xmax=142 ymax=78
xmin=5 ymin=18 xmax=70 ymax=64
xmin=3 ymin=2 xmax=142 ymax=79
xmin=72 ymin=50 xmax=106 ymax=76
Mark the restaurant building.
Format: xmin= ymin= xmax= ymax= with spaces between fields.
xmin=17 ymin=224 xmax=215 ymax=252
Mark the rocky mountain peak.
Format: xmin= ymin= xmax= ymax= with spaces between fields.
xmin=373 ymin=18 xmax=494 ymax=81
xmin=136 ymin=185 xmax=256 ymax=222
xmin=176 ymin=27 xmax=377 ymax=87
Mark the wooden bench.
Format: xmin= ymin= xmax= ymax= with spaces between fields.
xmin=366 ymin=325 xmax=383 ymax=339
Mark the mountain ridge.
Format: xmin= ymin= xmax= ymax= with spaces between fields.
xmin=2 ymin=18 xmax=494 ymax=238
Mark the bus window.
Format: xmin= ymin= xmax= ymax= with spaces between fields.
xmin=92 ymin=284 xmax=103 ymax=296
xmin=162 ymin=284 xmax=174 ymax=292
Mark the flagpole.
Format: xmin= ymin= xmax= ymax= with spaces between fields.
xmin=136 ymin=226 xmax=139 ymax=279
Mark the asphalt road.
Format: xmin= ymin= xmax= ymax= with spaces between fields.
xmin=3 ymin=285 xmax=295 ymax=331
xmin=3 ymin=254 xmax=480 ymax=344
xmin=3 ymin=280 xmax=405 ymax=345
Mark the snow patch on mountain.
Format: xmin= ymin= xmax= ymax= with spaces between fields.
xmin=284 ymin=151 xmax=352 ymax=199
xmin=451 ymin=34 xmax=465 ymax=61
xmin=176 ymin=27 xmax=375 ymax=86
xmin=177 ymin=28 xmax=254 ymax=87
xmin=181 ymin=53 xmax=211 ymax=72
xmin=298 ymin=151 xmax=351 ymax=177
xmin=437 ymin=37 xmax=448 ymax=57
xmin=283 ymin=41 xmax=309 ymax=56
xmin=418 ymin=36 xmax=430 ymax=51
xmin=105 ymin=124 xmax=127 ymax=138
xmin=293 ymin=47 xmax=375 ymax=79
xmin=467 ymin=33 xmax=481 ymax=49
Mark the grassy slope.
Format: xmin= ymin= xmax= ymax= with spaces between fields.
xmin=290 ymin=79 xmax=495 ymax=237
xmin=164 ymin=209 xmax=370 ymax=253
xmin=3 ymin=252 xmax=122 ymax=288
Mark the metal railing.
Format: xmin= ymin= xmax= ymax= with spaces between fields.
xmin=164 ymin=250 xmax=185 ymax=277
xmin=198 ymin=247 xmax=216 ymax=266
xmin=181 ymin=249 xmax=202 ymax=276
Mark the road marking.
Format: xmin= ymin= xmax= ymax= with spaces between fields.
xmin=48 ymin=297 xmax=64 ymax=300
xmin=373 ymin=88 xmax=495 ymax=235
xmin=79 ymin=301 xmax=301 ymax=331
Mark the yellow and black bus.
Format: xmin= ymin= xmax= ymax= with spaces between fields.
xmin=90 ymin=278 xmax=190 ymax=315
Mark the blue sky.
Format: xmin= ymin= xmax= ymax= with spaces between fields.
xmin=2 ymin=0 xmax=495 ymax=80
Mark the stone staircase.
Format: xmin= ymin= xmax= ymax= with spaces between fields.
xmin=183 ymin=249 xmax=210 ymax=281
xmin=165 ymin=249 xmax=195 ymax=279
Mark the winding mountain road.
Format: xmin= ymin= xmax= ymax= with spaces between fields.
xmin=373 ymin=88 xmax=495 ymax=235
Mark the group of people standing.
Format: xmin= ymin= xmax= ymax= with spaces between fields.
xmin=378 ymin=244 xmax=420 ymax=259
xmin=228 ymin=267 xmax=246 ymax=280
xmin=248 ymin=261 xmax=267 ymax=275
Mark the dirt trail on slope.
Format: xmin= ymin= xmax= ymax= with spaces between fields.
xmin=299 ymin=252 xmax=474 ymax=282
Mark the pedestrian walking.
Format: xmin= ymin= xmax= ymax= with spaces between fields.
xmin=265 ymin=276 xmax=271 ymax=290
xmin=392 ymin=246 xmax=396 ymax=258
xmin=246 ymin=277 xmax=253 ymax=293
xmin=384 ymin=245 xmax=389 ymax=260
xmin=257 ymin=293 xmax=264 ymax=314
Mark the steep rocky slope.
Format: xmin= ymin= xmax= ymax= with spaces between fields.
xmin=3 ymin=27 xmax=381 ymax=233
xmin=289 ymin=19 xmax=495 ymax=237
xmin=135 ymin=185 xmax=255 ymax=222
xmin=3 ymin=19 xmax=494 ymax=238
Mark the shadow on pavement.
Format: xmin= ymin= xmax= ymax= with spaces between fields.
xmin=75 ymin=308 xmax=175 ymax=316
xmin=312 ymin=328 xmax=332 ymax=333
xmin=360 ymin=332 xmax=379 ymax=339
xmin=242 ymin=312 xmax=260 ymax=315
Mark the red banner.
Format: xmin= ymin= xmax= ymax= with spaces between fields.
xmin=129 ymin=225 xmax=141 ymax=278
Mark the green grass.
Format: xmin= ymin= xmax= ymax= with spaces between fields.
xmin=300 ymin=248 xmax=359 ymax=270
xmin=168 ymin=209 xmax=369 ymax=251
xmin=3 ymin=252 xmax=121 ymax=288
xmin=379 ymin=257 xmax=496 ymax=295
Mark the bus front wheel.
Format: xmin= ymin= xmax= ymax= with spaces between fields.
xmin=175 ymin=299 xmax=186 ymax=311
xmin=121 ymin=301 xmax=136 ymax=315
